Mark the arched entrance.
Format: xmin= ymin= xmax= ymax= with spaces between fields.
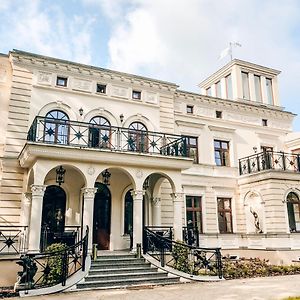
xmin=41 ymin=185 xmax=66 ymax=249
xmin=93 ymin=183 xmax=111 ymax=250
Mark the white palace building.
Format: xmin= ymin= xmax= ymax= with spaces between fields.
xmin=1 ymin=49 xmax=300 ymax=275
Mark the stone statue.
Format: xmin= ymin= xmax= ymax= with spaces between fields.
xmin=250 ymin=207 xmax=263 ymax=233
xmin=14 ymin=255 xmax=38 ymax=291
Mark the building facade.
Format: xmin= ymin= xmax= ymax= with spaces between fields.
xmin=0 ymin=50 xmax=300 ymax=263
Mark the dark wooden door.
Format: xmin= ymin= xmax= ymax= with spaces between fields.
xmin=93 ymin=183 xmax=111 ymax=250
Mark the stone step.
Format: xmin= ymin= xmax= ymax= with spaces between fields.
xmin=77 ymin=276 xmax=180 ymax=289
xmin=91 ymin=261 xmax=150 ymax=269
xmin=96 ymin=254 xmax=135 ymax=260
xmin=92 ymin=257 xmax=145 ymax=264
xmin=85 ymin=271 xmax=168 ymax=282
xmin=89 ymin=266 xmax=158 ymax=275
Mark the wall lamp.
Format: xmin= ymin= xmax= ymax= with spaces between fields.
xmin=79 ymin=107 xmax=84 ymax=116
xmin=119 ymin=114 xmax=124 ymax=123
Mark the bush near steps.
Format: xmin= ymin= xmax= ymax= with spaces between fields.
xmin=223 ymin=257 xmax=300 ymax=279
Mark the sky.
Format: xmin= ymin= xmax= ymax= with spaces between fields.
xmin=1 ymin=0 xmax=300 ymax=130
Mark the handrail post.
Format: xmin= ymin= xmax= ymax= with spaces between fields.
xmin=297 ymin=154 xmax=300 ymax=172
xmin=281 ymin=152 xmax=286 ymax=170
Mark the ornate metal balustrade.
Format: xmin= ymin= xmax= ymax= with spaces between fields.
xmin=0 ymin=226 xmax=28 ymax=255
xmin=40 ymin=225 xmax=81 ymax=252
xmin=27 ymin=116 xmax=188 ymax=158
xmin=143 ymin=227 xmax=222 ymax=278
xmin=15 ymin=226 xmax=89 ymax=293
xmin=183 ymin=226 xmax=199 ymax=247
xmin=239 ymin=151 xmax=300 ymax=175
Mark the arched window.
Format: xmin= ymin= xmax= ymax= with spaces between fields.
xmin=287 ymin=192 xmax=300 ymax=232
xmin=124 ymin=189 xmax=133 ymax=235
xmin=89 ymin=116 xmax=111 ymax=148
xmin=128 ymin=122 xmax=148 ymax=153
xmin=44 ymin=110 xmax=69 ymax=144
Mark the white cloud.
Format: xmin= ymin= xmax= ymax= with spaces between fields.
xmin=0 ymin=0 xmax=95 ymax=64
xmin=102 ymin=0 xmax=300 ymax=129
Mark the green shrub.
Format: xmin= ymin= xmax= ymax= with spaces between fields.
xmin=172 ymin=241 xmax=191 ymax=273
xmin=222 ymin=257 xmax=300 ymax=279
xmin=43 ymin=243 xmax=68 ymax=284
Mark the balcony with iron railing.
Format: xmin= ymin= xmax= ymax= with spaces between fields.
xmin=239 ymin=150 xmax=300 ymax=176
xmin=26 ymin=116 xmax=190 ymax=159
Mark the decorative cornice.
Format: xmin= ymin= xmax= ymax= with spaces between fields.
xmin=10 ymin=50 xmax=178 ymax=92
xmin=175 ymin=90 xmax=294 ymax=118
xmin=175 ymin=120 xmax=206 ymax=129
xmin=208 ymin=125 xmax=236 ymax=133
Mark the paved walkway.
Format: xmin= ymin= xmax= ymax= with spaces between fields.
xmin=11 ymin=275 xmax=300 ymax=300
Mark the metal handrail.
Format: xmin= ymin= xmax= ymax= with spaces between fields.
xmin=143 ymin=227 xmax=222 ymax=278
xmin=27 ymin=116 xmax=189 ymax=158
xmin=239 ymin=151 xmax=300 ymax=175
xmin=16 ymin=226 xmax=89 ymax=293
xmin=0 ymin=226 xmax=28 ymax=255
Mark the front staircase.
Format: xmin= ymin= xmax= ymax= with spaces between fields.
xmin=76 ymin=252 xmax=180 ymax=290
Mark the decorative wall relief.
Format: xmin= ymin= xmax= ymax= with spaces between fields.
xmin=145 ymin=92 xmax=158 ymax=104
xmin=111 ymin=85 xmax=129 ymax=98
xmin=37 ymin=72 xmax=52 ymax=85
xmin=72 ymin=78 xmax=92 ymax=92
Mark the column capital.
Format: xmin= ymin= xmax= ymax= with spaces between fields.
xmin=81 ymin=187 xmax=97 ymax=198
xmin=152 ymin=197 xmax=161 ymax=207
xmin=170 ymin=192 xmax=184 ymax=202
xmin=30 ymin=184 xmax=47 ymax=196
xmin=131 ymin=190 xmax=145 ymax=200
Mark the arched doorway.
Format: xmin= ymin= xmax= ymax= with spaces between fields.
xmin=93 ymin=183 xmax=111 ymax=250
xmin=41 ymin=185 xmax=66 ymax=249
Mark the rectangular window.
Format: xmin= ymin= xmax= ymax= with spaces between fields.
xmin=132 ymin=90 xmax=141 ymax=100
xmin=96 ymin=84 xmax=106 ymax=94
xmin=186 ymin=196 xmax=202 ymax=233
xmin=262 ymin=119 xmax=268 ymax=126
xmin=215 ymin=81 xmax=221 ymax=98
xmin=217 ymin=198 xmax=233 ymax=233
xmin=185 ymin=136 xmax=198 ymax=163
xmin=254 ymin=75 xmax=262 ymax=102
xmin=266 ymin=78 xmax=273 ymax=105
xmin=242 ymin=72 xmax=250 ymax=100
xmin=206 ymin=87 xmax=211 ymax=96
xmin=214 ymin=140 xmax=230 ymax=166
xmin=56 ymin=76 xmax=68 ymax=87
xmin=225 ymin=74 xmax=233 ymax=99
xmin=216 ymin=111 xmax=223 ymax=119
xmin=187 ymin=105 xmax=194 ymax=114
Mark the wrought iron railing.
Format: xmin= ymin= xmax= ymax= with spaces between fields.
xmin=143 ymin=227 xmax=222 ymax=278
xmin=183 ymin=226 xmax=199 ymax=247
xmin=40 ymin=225 xmax=81 ymax=252
xmin=27 ymin=116 xmax=189 ymax=158
xmin=0 ymin=226 xmax=28 ymax=255
xmin=15 ymin=226 xmax=89 ymax=293
xmin=239 ymin=151 xmax=300 ymax=175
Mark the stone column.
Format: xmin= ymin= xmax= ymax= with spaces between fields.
xmin=22 ymin=192 xmax=32 ymax=226
xmin=131 ymin=190 xmax=144 ymax=252
xmin=171 ymin=192 xmax=184 ymax=241
xmin=82 ymin=187 xmax=97 ymax=252
xmin=28 ymin=185 xmax=46 ymax=253
xmin=152 ymin=197 xmax=161 ymax=226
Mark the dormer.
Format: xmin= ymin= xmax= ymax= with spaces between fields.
xmin=199 ymin=59 xmax=281 ymax=107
